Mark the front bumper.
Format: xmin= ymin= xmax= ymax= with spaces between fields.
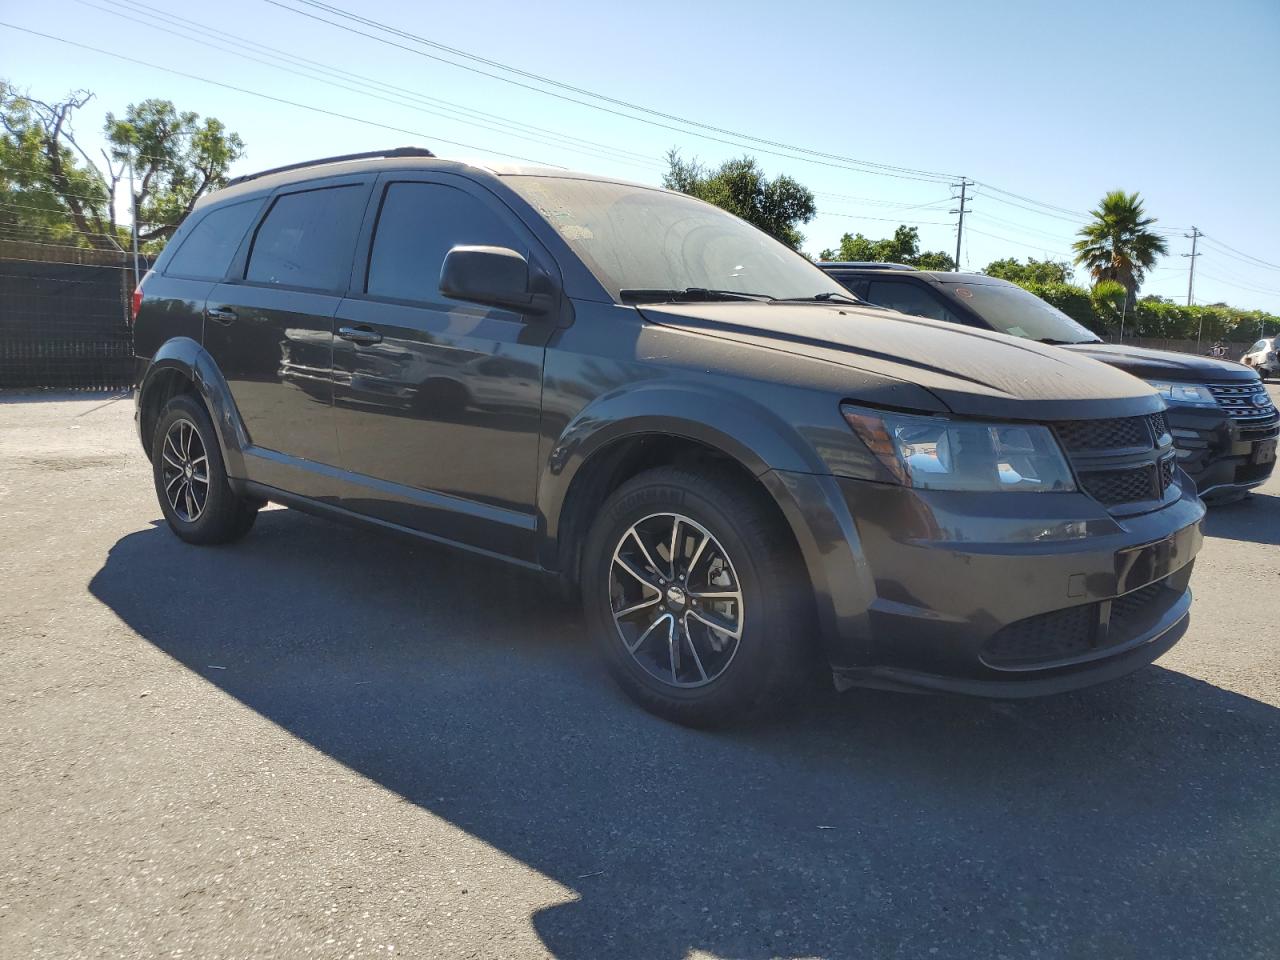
xmin=765 ymin=470 xmax=1204 ymax=698
xmin=1167 ymin=405 xmax=1278 ymax=499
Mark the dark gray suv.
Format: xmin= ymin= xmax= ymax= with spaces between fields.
xmin=132 ymin=148 xmax=1205 ymax=724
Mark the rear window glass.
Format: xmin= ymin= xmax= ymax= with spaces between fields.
xmin=164 ymin=200 xmax=261 ymax=280
xmin=246 ymin=186 xmax=366 ymax=291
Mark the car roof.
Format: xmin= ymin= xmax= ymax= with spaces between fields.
xmin=200 ymin=148 xmax=668 ymax=210
xmin=819 ymin=264 xmax=1013 ymax=287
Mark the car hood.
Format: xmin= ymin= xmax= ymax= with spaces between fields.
xmin=637 ymin=301 xmax=1163 ymax=421
xmin=1061 ymin=342 xmax=1257 ymax=382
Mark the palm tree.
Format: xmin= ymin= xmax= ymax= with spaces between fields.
xmin=1073 ymin=191 xmax=1168 ymax=307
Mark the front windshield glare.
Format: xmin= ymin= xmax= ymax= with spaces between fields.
xmin=506 ymin=175 xmax=849 ymax=302
xmin=940 ymin=281 xmax=1100 ymax=344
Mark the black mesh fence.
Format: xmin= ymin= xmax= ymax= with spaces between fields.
xmin=0 ymin=258 xmax=137 ymax=390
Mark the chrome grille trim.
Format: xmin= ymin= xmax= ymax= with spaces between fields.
xmin=1207 ymin=382 xmax=1277 ymax=422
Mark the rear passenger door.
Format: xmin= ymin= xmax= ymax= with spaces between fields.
xmin=203 ymin=178 xmax=372 ymax=486
xmin=331 ymin=173 xmax=554 ymax=558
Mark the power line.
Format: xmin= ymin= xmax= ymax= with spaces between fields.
xmin=1200 ymin=234 xmax=1280 ymax=272
xmin=0 ymin=21 xmax=563 ymax=168
xmin=262 ymin=0 xmax=958 ymax=184
xmin=78 ymin=0 xmax=661 ymax=172
xmin=272 ymin=0 xmax=959 ymax=182
xmin=821 ymin=212 xmax=953 ymax=226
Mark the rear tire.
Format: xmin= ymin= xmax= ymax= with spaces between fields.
xmin=582 ymin=465 xmax=814 ymax=726
xmin=151 ymin=394 xmax=259 ymax=545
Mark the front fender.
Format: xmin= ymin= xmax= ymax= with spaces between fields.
xmin=538 ymin=379 xmax=831 ymax=545
xmin=138 ymin=337 xmax=249 ymax=480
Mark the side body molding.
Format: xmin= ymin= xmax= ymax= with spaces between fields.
xmin=137 ymin=337 xmax=251 ymax=481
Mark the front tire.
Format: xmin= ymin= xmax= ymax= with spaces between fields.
xmin=582 ymin=465 xmax=814 ymax=726
xmin=151 ymin=394 xmax=259 ymax=545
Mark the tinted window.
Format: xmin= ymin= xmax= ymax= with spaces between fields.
xmin=867 ymin=280 xmax=961 ymax=324
xmin=245 ymin=186 xmax=366 ymax=291
xmin=164 ymin=200 xmax=261 ymax=280
xmin=367 ymin=182 xmax=524 ymax=304
xmin=1251 ymin=341 xmax=1266 ymax=352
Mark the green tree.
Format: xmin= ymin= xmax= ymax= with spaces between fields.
xmin=663 ymin=149 xmax=816 ymax=250
xmin=0 ymin=83 xmax=244 ymax=251
xmin=818 ymin=224 xmax=956 ymax=271
xmin=1072 ymin=190 xmax=1168 ymax=307
xmin=1 ymin=83 xmax=111 ymax=246
xmin=983 ymin=256 xmax=1074 ymax=285
xmin=1091 ymin=278 xmax=1129 ymax=332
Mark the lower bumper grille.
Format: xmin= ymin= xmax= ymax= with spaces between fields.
xmin=983 ymin=575 xmax=1182 ymax=669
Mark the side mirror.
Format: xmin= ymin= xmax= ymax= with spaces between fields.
xmin=439 ymin=245 xmax=551 ymax=316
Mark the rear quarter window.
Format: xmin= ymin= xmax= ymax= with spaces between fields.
xmin=163 ymin=199 xmax=262 ymax=280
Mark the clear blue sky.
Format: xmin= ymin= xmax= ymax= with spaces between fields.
xmin=4 ymin=0 xmax=1279 ymax=313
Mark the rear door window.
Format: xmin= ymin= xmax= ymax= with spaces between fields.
xmin=164 ymin=200 xmax=261 ymax=280
xmin=866 ymin=280 xmax=961 ymax=324
xmin=245 ymin=185 xmax=367 ymax=291
xmin=366 ymin=182 xmax=524 ymax=305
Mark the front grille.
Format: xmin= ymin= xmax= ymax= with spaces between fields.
xmin=1207 ymin=382 xmax=1277 ymax=422
xmin=1078 ymin=454 xmax=1175 ymax=505
xmin=983 ymin=576 xmax=1178 ymax=669
xmin=1053 ymin=413 xmax=1164 ymax=452
xmin=1050 ymin=409 xmax=1177 ymax=509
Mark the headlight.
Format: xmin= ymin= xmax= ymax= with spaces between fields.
xmin=841 ymin=405 xmax=1076 ymax=492
xmin=1145 ymin=380 xmax=1217 ymax=406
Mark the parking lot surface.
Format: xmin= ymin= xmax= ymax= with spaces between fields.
xmin=2 ymin=387 xmax=1278 ymax=960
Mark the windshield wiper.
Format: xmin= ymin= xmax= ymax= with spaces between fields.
xmin=618 ymin=287 xmax=774 ymax=304
xmin=774 ymin=291 xmax=862 ymax=305
xmin=1036 ymin=337 xmax=1103 ymax=345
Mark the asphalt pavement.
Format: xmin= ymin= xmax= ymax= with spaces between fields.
xmin=1 ymin=387 xmax=1278 ymax=960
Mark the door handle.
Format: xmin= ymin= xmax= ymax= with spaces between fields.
xmin=338 ymin=325 xmax=382 ymax=345
xmin=205 ymin=306 xmax=237 ymax=324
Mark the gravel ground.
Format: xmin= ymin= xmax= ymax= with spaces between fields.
xmin=1 ymin=387 xmax=1278 ymax=960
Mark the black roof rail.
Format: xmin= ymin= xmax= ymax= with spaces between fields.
xmin=224 ymin=147 xmax=437 ymax=187
xmin=817 ymin=261 xmax=918 ymax=271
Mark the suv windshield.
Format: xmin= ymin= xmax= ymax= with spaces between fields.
xmin=939 ymin=280 xmax=1101 ymax=345
xmin=506 ymin=175 xmax=849 ymax=302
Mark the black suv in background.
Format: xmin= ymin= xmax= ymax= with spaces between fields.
xmin=820 ymin=264 xmax=1279 ymax=503
xmin=132 ymin=149 xmax=1205 ymax=725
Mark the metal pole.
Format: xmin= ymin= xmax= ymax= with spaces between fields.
xmin=1184 ymin=226 xmax=1200 ymax=307
xmin=128 ymin=153 xmax=141 ymax=288
xmin=952 ymin=178 xmax=970 ymax=270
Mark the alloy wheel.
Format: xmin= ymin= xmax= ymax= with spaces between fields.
xmin=160 ymin=418 xmax=210 ymax=523
xmin=608 ymin=512 xmax=745 ymax=688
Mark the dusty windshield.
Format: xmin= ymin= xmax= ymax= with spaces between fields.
xmin=506 ymin=175 xmax=848 ymax=302
xmin=939 ymin=280 xmax=1101 ymax=344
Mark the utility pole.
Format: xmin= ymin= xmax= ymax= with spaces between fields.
xmin=128 ymin=153 xmax=141 ymax=289
xmin=1183 ymin=226 xmax=1201 ymax=307
xmin=1183 ymin=226 xmax=1203 ymax=348
xmin=950 ymin=178 xmax=973 ymax=271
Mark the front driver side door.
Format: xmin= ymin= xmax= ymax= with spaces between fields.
xmin=331 ymin=174 xmax=555 ymax=561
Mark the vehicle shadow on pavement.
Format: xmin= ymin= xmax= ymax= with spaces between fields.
xmin=1202 ymin=491 xmax=1280 ymax=545
xmin=89 ymin=509 xmax=1280 ymax=960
